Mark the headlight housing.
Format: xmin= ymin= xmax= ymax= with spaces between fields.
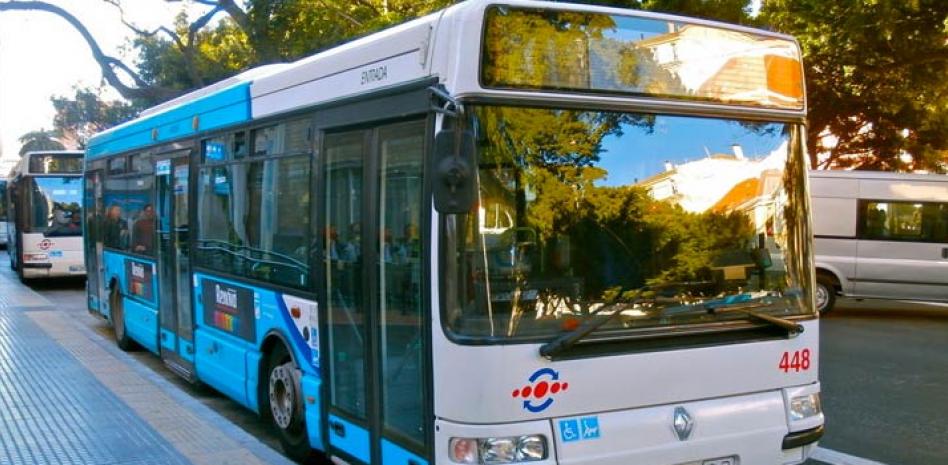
xmin=449 ymin=435 xmax=548 ymax=464
xmin=789 ymin=393 xmax=822 ymax=421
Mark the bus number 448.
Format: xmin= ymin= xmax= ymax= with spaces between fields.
xmin=778 ymin=349 xmax=811 ymax=373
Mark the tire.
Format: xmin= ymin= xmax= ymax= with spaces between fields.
xmin=263 ymin=344 xmax=324 ymax=464
xmin=110 ymin=286 xmax=134 ymax=350
xmin=815 ymin=276 xmax=836 ymax=314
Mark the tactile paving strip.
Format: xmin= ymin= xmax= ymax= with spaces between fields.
xmin=0 ymin=275 xmax=51 ymax=309
xmin=0 ymin=309 xmax=191 ymax=465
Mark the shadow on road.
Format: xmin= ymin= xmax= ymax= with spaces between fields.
xmin=824 ymin=298 xmax=948 ymax=321
xmin=23 ymin=276 xmax=86 ymax=292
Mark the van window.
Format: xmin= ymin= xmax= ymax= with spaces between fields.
xmin=860 ymin=201 xmax=948 ymax=243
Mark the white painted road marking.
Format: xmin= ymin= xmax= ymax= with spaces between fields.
xmin=812 ymin=447 xmax=891 ymax=465
xmin=897 ymin=300 xmax=948 ymax=308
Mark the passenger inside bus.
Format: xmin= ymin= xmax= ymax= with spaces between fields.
xmin=132 ymin=204 xmax=156 ymax=254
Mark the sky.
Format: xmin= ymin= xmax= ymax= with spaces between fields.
xmin=0 ymin=0 xmax=208 ymax=162
xmin=598 ymin=116 xmax=786 ymax=187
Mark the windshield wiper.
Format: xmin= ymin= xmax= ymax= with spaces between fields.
xmin=703 ymin=302 xmax=804 ymax=336
xmin=539 ymin=303 xmax=632 ymax=359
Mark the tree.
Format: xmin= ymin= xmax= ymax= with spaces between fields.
xmin=18 ymin=129 xmax=65 ymax=156
xmin=51 ymin=87 xmax=141 ymax=148
xmin=639 ymin=0 xmax=754 ymax=24
xmin=761 ymin=0 xmax=948 ymax=172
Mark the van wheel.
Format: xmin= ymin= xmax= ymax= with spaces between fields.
xmin=264 ymin=344 xmax=323 ymax=464
xmin=815 ymin=277 xmax=836 ymax=313
xmin=110 ymin=286 xmax=134 ymax=350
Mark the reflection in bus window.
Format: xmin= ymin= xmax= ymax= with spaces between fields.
xmin=444 ymin=106 xmax=812 ymax=340
xmin=29 ymin=177 xmax=83 ymax=236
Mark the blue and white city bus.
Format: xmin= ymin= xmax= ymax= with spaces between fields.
xmin=7 ymin=150 xmax=86 ymax=279
xmin=84 ymin=1 xmax=823 ymax=464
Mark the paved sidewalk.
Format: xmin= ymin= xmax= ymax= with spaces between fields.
xmin=0 ymin=270 xmax=295 ymax=465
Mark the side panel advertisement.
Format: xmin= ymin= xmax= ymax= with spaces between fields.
xmin=125 ymin=259 xmax=154 ymax=301
xmin=201 ymin=278 xmax=256 ymax=342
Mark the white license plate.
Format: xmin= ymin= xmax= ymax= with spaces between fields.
xmin=703 ymin=457 xmax=738 ymax=465
xmin=69 ymin=265 xmax=86 ymax=272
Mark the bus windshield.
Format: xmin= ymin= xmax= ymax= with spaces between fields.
xmin=28 ymin=176 xmax=83 ymax=236
xmin=442 ymin=105 xmax=814 ymax=342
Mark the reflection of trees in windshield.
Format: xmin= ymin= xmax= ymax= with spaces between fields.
xmin=29 ymin=177 xmax=83 ymax=236
xmin=481 ymin=7 xmax=687 ymax=96
xmin=481 ymin=7 xmax=804 ymax=109
xmin=446 ymin=106 xmax=811 ymax=340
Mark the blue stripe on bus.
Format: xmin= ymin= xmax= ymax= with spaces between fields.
xmin=382 ymin=439 xmax=427 ymax=465
xmin=276 ymin=296 xmax=314 ymax=369
xmin=302 ymin=374 xmax=325 ymax=451
xmin=328 ymin=414 xmax=370 ymax=463
xmin=159 ymin=328 xmax=176 ymax=352
xmin=87 ymin=83 xmax=251 ymax=158
xmin=180 ymin=339 xmax=195 ymax=363
xmin=245 ymin=350 xmax=263 ymax=412
xmin=124 ymin=298 xmax=159 ymax=354
xmin=194 ymin=327 xmax=252 ymax=409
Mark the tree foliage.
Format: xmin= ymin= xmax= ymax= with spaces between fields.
xmin=6 ymin=0 xmax=945 ymax=171
xmin=761 ymin=0 xmax=948 ymax=172
xmin=17 ymin=130 xmax=65 ymax=156
xmin=51 ymin=87 xmax=140 ymax=148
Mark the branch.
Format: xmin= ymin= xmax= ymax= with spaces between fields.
xmin=164 ymin=0 xmax=219 ymax=6
xmin=103 ymin=0 xmax=185 ymax=48
xmin=0 ymin=1 xmax=177 ymax=102
xmin=314 ymin=0 xmax=363 ymax=27
xmin=350 ymin=0 xmax=381 ymax=17
xmin=216 ymin=0 xmax=250 ymax=32
xmin=101 ymin=0 xmax=226 ymax=88
xmin=317 ymin=0 xmax=364 ymax=27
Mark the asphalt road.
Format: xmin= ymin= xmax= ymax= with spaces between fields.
xmin=5 ymin=250 xmax=946 ymax=465
xmin=812 ymin=298 xmax=948 ymax=465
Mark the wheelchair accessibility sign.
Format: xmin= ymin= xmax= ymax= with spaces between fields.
xmin=558 ymin=416 xmax=601 ymax=443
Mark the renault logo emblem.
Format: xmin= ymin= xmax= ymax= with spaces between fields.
xmin=673 ymin=406 xmax=694 ymax=441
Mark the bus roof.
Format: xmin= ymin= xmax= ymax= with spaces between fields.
xmin=87 ymin=0 xmax=804 ymax=160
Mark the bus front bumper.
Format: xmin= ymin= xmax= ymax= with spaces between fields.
xmin=21 ymin=261 xmax=86 ymax=278
xmin=436 ymin=385 xmax=823 ymax=465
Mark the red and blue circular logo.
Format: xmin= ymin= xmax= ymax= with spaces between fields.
xmin=512 ymin=368 xmax=568 ymax=413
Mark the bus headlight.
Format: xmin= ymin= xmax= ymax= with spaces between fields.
xmin=789 ymin=393 xmax=822 ymax=420
xmin=515 ymin=435 xmax=546 ymax=461
xmin=449 ymin=435 xmax=548 ymax=464
xmin=482 ymin=437 xmax=517 ymax=463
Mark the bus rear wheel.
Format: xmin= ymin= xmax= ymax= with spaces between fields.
xmin=110 ymin=286 xmax=134 ymax=351
xmin=264 ymin=344 xmax=321 ymax=464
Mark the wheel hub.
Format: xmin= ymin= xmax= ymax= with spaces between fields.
xmin=815 ymin=285 xmax=828 ymax=310
xmin=269 ymin=362 xmax=297 ymax=430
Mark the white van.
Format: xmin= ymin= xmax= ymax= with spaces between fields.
xmin=810 ymin=170 xmax=948 ymax=312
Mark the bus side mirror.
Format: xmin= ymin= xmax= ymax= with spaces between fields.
xmin=433 ymin=129 xmax=477 ymax=214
